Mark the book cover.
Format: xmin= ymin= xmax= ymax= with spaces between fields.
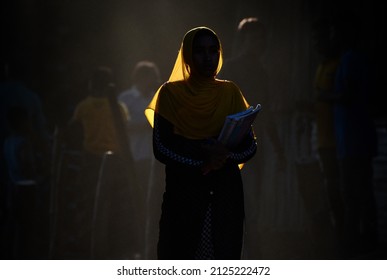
xmin=218 ymin=104 xmax=261 ymax=148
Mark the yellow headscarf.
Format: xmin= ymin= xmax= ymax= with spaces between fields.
xmin=145 ymin=26 xmax=248 ymax=139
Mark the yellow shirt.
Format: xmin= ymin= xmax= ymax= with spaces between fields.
xmin=73 ymin=96 xmax=129 ymax=155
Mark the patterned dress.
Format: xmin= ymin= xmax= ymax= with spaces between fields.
xmin=154 ymin=114 xmax=256 ymax=259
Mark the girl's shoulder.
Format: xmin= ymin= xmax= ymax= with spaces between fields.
xmin=216 ymin=79 xmax=240 ymax=89
xmin=215 ymin=79 xmax=243 ymax=95
xmin=161 ymin=80 xmax=186 ymax=91
xmin=159 ymin=81 xmax=192 ymax=99
xmin=164 ymin=80 xmax=185 ymax=85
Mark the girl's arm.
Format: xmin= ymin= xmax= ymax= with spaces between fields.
xmin=153 ymin=113 xmax=205 ymax=167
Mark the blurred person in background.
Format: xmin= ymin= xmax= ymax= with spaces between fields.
xmin=118 ymin=60 xmax=163 ymax=259
xmin=222 ymin=17 xmax=285 ymax=259
xmin=67 ymin=66 xmax=141 ymax=259
xmin=330 ymin=13 xmax=379 ymax=258
xmin=1 ymin=62 xmax=50 ymax=259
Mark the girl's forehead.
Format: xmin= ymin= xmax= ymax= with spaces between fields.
xmin=193 ymin=34 xmax=219 ymax=47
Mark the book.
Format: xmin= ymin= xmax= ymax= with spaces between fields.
xmin=218 ymin=104 xmax=261 ymax=148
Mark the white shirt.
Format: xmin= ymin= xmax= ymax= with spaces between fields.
xmin=118 ymin=86 xmax=153 ymax=161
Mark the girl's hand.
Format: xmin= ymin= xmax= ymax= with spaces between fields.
xmin=201 ymin=139 xmax=230 ymax=175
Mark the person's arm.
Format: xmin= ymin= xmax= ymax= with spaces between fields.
xmin=153 ymin=112 xmax=257 ymax=173
xmin=227 ymin=128 xmax=257 ymax=164
xmin=153 ymin=113 xmax=205 ymax=167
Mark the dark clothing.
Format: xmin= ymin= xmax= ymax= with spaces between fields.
xmin=333 ymin=50 xmax=378 ymax=257
xmin=339 ymin=157 xmax=378 ymax=255
xmin=154 ymin=114 xmax=256 ymax=259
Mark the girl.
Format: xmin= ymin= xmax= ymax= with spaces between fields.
xmin=145 ymin=26 xmax=257 ymax=259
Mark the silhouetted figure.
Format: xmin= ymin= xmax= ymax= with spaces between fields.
xmin=4 ymin=107 xmax=41 ymax=185
xmin=119 ymin=61 xmax=160 ymax=186
xmin=222 ymin=17 xmax=285 ymax=259
xmin=145 ymin=27 xmax=257 ymax=259
xmin=331 ymin=14 xmax=379 ymax=258
xmin=118 ymin=60 xmax=163 ymax=259
xmin=71 ymin=67 xmax=128 ymax=156
xmin=0 ymin=63 xmax=51 ymax=259
xmin=311 ymin=17 xmax=344 ymax=256
xmin=3 ymin=106 xmax=47 ymax=259
xmin=64 ymin=66 xmax=140 ymax=259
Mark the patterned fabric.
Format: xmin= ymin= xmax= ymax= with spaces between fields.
xmin=195 ymin=203 xmax=214 ymax=259
xmin=153 ymin=114 xmax=204 ymax=167
xmin=229 ymin=130 xmax=257 ymax=162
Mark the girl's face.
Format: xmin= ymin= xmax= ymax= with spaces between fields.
xmin=190 ymin=33 xmax=220 ymax=78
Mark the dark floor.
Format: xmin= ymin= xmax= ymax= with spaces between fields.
xmin=1 ymin=119 xmax=387 ymax=260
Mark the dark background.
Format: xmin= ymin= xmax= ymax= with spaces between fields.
xmin=1 ymin=0 xmax=386 ymax=260
xmin=2 ymin=0 xmax=385 ymax=127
